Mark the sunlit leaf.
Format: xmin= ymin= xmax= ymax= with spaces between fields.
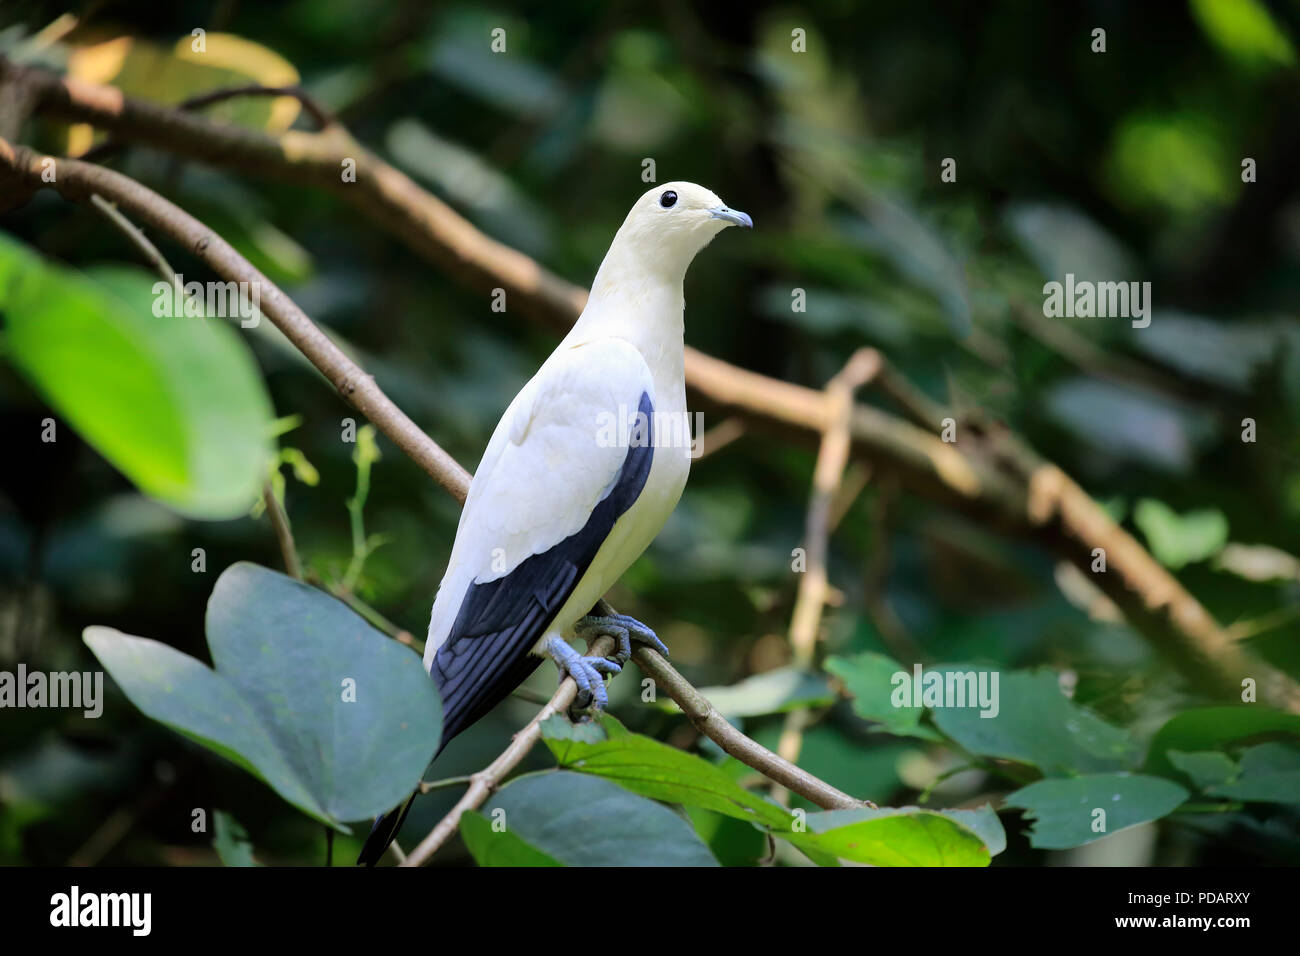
xmin=0 ymin=237 xmax=273 ymax=519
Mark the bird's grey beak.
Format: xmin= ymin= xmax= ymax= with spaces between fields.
xmin=710 ymin=206 xmax=753 ymax=228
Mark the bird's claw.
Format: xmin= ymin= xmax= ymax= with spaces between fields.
xmin=545 ymin=635 xmax=620 ymax=713
xmin=574 ymin=612 xmax=670 ymax=666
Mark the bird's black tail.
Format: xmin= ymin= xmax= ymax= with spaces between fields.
xmin=356 ymin=790 xmax=418 ymax=866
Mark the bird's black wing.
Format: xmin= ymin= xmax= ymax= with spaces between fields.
xmin=429 ymin=390 xmax=655 ymax=745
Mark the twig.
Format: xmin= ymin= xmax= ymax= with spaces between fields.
xmin=629 ymin=638 xmax=866 ymax=811
xmin=80 ymin=82 xmax=335 ymax=164
xmin=262 ymin=480 xmax=303 ymax=580
xmin=774 ymin=349 xmax=881 ymax=799
xmin=418 ymin=775 xmax=474 ymax=794
xmin=0 ymin=138 xmax=475 ymax=503
xmin=179 ymin=83 xmax=335 ymax=130
xmin=400 ymin=635 xmax=616 ymax=867
xmin=331 ymin=586 xmax=419 ymax=649
xmin=694 ymin=416 xmax=745 ymax=460
xmin=87 ymin=193 xmax=178 ymax=286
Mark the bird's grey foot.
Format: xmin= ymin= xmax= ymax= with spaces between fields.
xmin=545 ymin=635 xmax=621 ymax=712
xmin=574 ymin=612 xmax=669 ymax=666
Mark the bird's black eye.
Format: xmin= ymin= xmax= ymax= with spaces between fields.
xmin=660 ymin=190 xmax=678 ymax=208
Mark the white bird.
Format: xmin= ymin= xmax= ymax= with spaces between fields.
xmin=358 ymin=182 xmax=750 ymax=864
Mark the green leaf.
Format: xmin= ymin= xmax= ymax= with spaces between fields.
xmin=930 ymin=669 xmax=1135 ymax=775
xmin=1144 ymin=707 xmax=1300 ymax=777
xmin=782 ymin=805 xmax=1003 ymax=866
xmin=1208 ymin=743 xmax=1300 ymax=804
xmin=479 ymin=771 xmax=719 ymax=866
xmin=663 ymin=667 xmax=833 ymax=719
xmin=0 ymin=237 xmax=273 ymax=518
xmin=1167 ymin=750 xmax=1237 ymax=790
xmin=460 ymin=810 xmax=563 ymax=867
xmin=826 ymin=651 xmax=923 ymax=736
xmin=1004 ymin=773 xmax=1188 ymax=849
xmin=84 ymin=563 xmax=441 ymax=828
xmin=542 ymin=720 xmax=793 ymax=830
xmin=1133 ymin=499 xmax=1229 ymax=570
xmin=212 ymin=810 xmax=260 ymax=866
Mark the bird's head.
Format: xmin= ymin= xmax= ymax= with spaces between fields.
xmin=607 ymin=181 xmax=752 ymax=279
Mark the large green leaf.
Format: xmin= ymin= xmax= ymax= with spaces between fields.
xmin=783 ymin=805 xmax=1004 ymax=867
xmin=0 ymin=236 xmax=272 ymax=518
xmin=85 ymin=563 xmax=441 ymax=828
xmin=542 ymin=714 xmax=794 ymax=829
xmin=1004 ymin=773 xmax=1188 ymax=849
xmin=931 ymin=668 xmax=1135 ymax=775
xmin=474 ymin=771 xmax=719 ymax=866
xmin=1144 ymin=706 xmax=1300 ymax=777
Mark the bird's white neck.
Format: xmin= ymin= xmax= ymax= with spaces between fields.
xmin=565 ymin=250 xmax=687 ymax=409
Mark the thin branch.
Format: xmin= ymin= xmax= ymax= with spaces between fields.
xmin=329 ymin=585 xmax=419 ymax=648
xmin=262 ymin=480 xmax=303 ymax=580
xmin=418 ymin=775 xmax=474 ymax=794
xmin=0 ymin=138 xmax=475 ymax=502
xmin=81 ymin=83 xmax=335 ymax=164
xmin=87 ymin=193 xmax=178 ymax=285
xmin=400 ymin=634 xmax=616 ymax=867
xmin=694 ymin=416 xmax=745 ymax=460
xmin=774 ymin=349 xmax=881 ymax=799
xmin=178 ymin=83 xmax=336 ymax=130
xmin=628 ymin=637 xmax=867 ymax=812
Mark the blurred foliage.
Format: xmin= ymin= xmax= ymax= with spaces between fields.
xmin=3 ymin=0 xmax=1300 ymax=866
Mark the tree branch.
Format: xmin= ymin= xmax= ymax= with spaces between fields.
xmin=0 ymin=137 xmax=474 ymax=502
xmin=629 ymin=638 xmax=866 ymax=812
xmin=262 ymin=480 xmax=303 ymax=580
xmin=775 ymin=349 xmax=881 ymax=798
